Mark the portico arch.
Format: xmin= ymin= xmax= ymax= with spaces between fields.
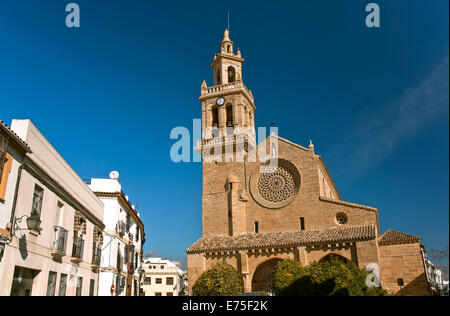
xmin=319 ymin=253 xmax=349 ymax=263
xmin=251 ymin=258 xmax=284 ymax=292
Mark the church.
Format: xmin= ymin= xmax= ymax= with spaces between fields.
xmin=186 ymin=29 xmax=430 ymax=296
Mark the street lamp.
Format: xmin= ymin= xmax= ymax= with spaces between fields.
xmin=12 ymin=211 xmax=42 ymax=236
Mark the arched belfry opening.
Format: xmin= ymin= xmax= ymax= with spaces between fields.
xmin=226 ymin=105 xmax=233 ymax=127
xmin=228 ymin=66 xmax=236 ymax=83
xmin=212 ymin=106 xmax=219 ymax=128
xmin=225 ymin=104 xmax=234 ymax=136
xmin=216 ymin=69 xmax=221 ymax=85
xmin=251 ymin=258 xmax=284 ymax=293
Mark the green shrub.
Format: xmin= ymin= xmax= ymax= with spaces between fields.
xmin=273 ymin=259 xmax=310 ymax=296
xmin=273 ymin=259 xmax=388 ymax=296
xmin=192 ymin=262 xmax=243 ymax=296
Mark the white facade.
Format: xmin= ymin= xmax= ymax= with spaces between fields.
xmin=142 ymin=258 xmax=187 ymax=296
xmin=0 ymin=119 xmax=105 ymax=296
xmin=88 ymin=177 xmax=145 ymax=296
xmin=426 ymin=259 xmax=446 ymax=293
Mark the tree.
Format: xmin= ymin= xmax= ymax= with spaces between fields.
xmin=273 ymin=259 xmax=311 ymax=296
xmin=273 ymin=259 xmax=387 ymax=296
xmin=192 ymin=262 xmax=243 ymax=296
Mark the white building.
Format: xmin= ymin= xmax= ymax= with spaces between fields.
xmin=142 ymin=258 xmax=187 ymax=296
xmin=425 ymin=259 xmax=446 ymax=294
xmin=88 ymin=175 xmax=145 ymax=296
xmin=0 ymin=119 xmax=105 ymax=296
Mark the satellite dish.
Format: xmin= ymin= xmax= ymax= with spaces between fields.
xmin=109 ymin=171 xmax=120 ymax=180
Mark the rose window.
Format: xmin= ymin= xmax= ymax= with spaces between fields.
xmin=257 ymin=166 xmax=296 ymax=203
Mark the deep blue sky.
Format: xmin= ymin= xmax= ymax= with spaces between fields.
xmin=1 ymin=0 xmax=448 ymax=263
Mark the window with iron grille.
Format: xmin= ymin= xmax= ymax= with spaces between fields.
xmin=117 ymin=249 xmax=122 ymax=271
xmin=76 ymin=277 xmax=83 ymax=296
xmin=126 ymin=213 xmax=130 ymax=232
xmin=124 ymin=245 xmax=129 ymax=264
xmin=46 ymin=271 xmax=57 ymax=296
xmin=31 ymin=184 xmax=44 ymax=217
xmin=59 ymin=274 xmax=67 ymax=296
xmin=89 ymin=279 xmax=95 ymax=296
xmin=72 ymin=233 xmax=84 ymax=259
xmin=0 ymin=133 xmax=8 ymax=184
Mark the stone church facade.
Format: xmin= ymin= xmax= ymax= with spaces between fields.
xmin=186 ymin=30 xmax=430 ymax=296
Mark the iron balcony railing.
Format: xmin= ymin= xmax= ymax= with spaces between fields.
xmin=72 ymin=236 xmax=85 ymax=260
xmin=92 ymin=246 xmax=101 ymax=266
xmin=52 ymin=226 xmax=68 ymax=253
xmin=116 ymin=221 xmax=126 ymax=236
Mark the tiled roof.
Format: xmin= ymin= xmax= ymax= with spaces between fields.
xmin=0 ymin=120 xmax=31 ymax=153
xmin=378 ymin=230 xmax=421 ymax=246
xmin=186 ymin=226 xmax=377 ymax=254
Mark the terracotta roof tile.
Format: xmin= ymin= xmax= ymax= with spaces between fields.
xmin=378 ymin=230 xmax=421 ymax=246
xmin=186 ymin=225 xmax=376 ymax=254
xmin=0 ymin=120 xmax=31 ymax=152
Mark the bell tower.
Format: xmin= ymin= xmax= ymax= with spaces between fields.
xmin=213 ymin=29 xmax=243 ymax=86
xmin=196 ymin=29 xmax=258 ymax=237
xmin=196 ymin=29 xmax=256 ymax=153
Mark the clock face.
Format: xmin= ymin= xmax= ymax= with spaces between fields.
xmin=216 ymin=97 xmax=225 ymax=106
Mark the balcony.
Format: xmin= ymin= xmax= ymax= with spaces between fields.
xmin=91 ymin=246 xmax=101 ymax=271
xmin=71 ymin=236 xmax=84 ymax=264
xmin=200 ymin=81 xmax=254 ymax=103
xmin=195 ymin=133 xmax=256 ymax=156
xmin=51 ymin=226 xmax=68 ymax=259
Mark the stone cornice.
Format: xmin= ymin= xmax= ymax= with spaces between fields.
xmin=319 ymin=196 xmax=378 ymax=212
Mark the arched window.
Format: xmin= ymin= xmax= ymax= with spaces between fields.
xmin=227 ymin=45 xmax=231 ymax=53
xmin=216 ymin=69 xmax=221 ymax=85
xmin=226 ymin=105 xmax=233 ymax=127
xmin=212 ymin=107 xmax=219 ymax=128
xmin=228 ymin=66 xmax=236 ymax=83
